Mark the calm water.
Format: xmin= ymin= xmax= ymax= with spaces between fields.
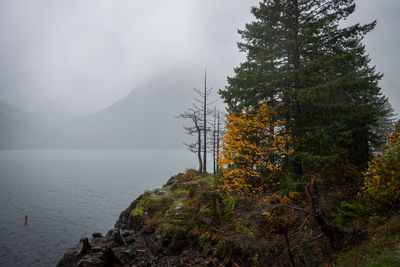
xmin=0 ymin=149 xmax=196 ymax=267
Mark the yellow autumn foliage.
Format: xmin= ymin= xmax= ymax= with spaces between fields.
xmin=364 ymin=122 xmax=400 ymax=208
xmin=218 ymin=103 xmax=292 ymax=196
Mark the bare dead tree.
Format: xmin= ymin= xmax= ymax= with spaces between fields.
xmin=193 ymin=68 xmax=215 ymax=174
xmin=216 ymin=110 xmax=224 ymax=173
xmin=210 ymin=108 xmax=225 ymax=173
xmin=213 ymin=108 xmax=217 ymax=173
xmin=176 ymin=108 xmax=203 ymax=173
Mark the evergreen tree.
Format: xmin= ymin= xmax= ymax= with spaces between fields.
xmin=373 ymin=97 xmax=397 ymax=148
xmin=220 ymin=0 xmax=387 ymax=181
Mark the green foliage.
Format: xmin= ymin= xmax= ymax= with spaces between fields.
xmin=298 ymin=227 xmax=317 ymax=259
xmin=279 ymin=175 xmax=303 ymax=194
xmin=364 ymin=122 xmax=400 ymax=208
xmin=130 ymin=192 xmax=174 ymax=219
xmin=223 ymin=196 xmax=236 ymax=218
xmin=199 ymin=191 xmax=221 ymax=220
xmin=372 ymin=96 xmax=397 ymax=149
xmin=131 ymin=198 xmax=146 ymax=218
xmin=235 ymin=220 xmax=253 ymax=237
xmin=199 ymin=233 xmax=212 ymax=245
xmin=219 ymin=0 xmax=386 ymax=180
xmin=334 ymin=199 xmax=368 ymax=228
xmin=323 ymin=215 xmax=400 ymax=266
xmin=366 ymin=258 xmax=400 ymax=267
xmin=188 ymin=183 xmax=198 ymax=199
xmin=184 ymin=168 xmax=198 ymax=179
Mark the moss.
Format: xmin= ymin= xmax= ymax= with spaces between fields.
xmin=131 ymin=198 xmax=145 ymax=218
xmin=172 ymin=197 xmax=185 ymax=206
xmin=130 ymin=192 xmax=174 ymax=219
xmin=199 ymin=204 xmax=211 ymax=215
xmin=126 ymin=191 xmax=151 ymax=217
xmin=194 ymin=173 xmax=216 ymax=187
xmin=188 ymin=183 xmax=198 ymax=199
xmin=164 ymin=175 xmax=177 ymax=186
xmin=366 ymin=258 xmax=400 ymax=267
xmin=199 ymin=233 xmax=212 ymax=245
xmin=223 ymin=196 xmax=236 ymax=218
xmin=322 ymin=215 xmax=400 ymax=266
xmin=184 ymin=168 xmax=198 ymax=179
xmin=216 ymin=240 xmax=225 ymax=251
xmin=235 ymin=220 xmax=253 ymax=237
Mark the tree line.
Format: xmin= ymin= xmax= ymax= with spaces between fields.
xmin=178 ymin=0 xmax=397 ymax=185
xmin=218 ymin=0 xmax=397 ymax=184
xmin=173 ymin=1 xmax=398 ymax=264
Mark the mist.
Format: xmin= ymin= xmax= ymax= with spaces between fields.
xmin=0 ymin=0 xmax=399 ymax=149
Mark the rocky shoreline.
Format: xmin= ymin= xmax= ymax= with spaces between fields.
xmin=56 ymin=170 xmax=363 ymax=266
xmin=57 ymin=210 xmax=223 ymax=267
xmin=56 ymin=171 xmax=228 ymax=267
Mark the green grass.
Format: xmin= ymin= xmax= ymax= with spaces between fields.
xmin=322 ymin=216 xmax=400 ymax=266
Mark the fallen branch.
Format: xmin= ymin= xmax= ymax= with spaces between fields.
xmin=268 ymin=204 xmax=312 ymax=215
xmin=291 ymin=234 xmax=324 ymax=248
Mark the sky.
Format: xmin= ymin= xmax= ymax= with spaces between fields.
xmin=0 ymin=0 xmax=399 ymax=118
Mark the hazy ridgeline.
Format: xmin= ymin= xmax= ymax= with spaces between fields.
xmin=0 ymin=67 xmax=225 ymax=150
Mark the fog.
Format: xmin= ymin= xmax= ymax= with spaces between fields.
xmin=0 ymin=0 xmax=399 ymax=149
xmin=0 ymin=0 xmax=258 ymax=117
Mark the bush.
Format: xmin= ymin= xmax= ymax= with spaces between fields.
xmin=130 ymin=194 xmax=174 ymax=218
xmin=223 ymin=196 xmax=236 ymax=218
xmin=364 ymin=122 xmax=400 ymax=208
xmin=218 ymin=103 xmax=292 ymax=196
xmin=333 ymin=198 xmax=368 ymax=228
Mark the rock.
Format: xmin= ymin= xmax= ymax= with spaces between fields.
xmin=102 ymin=246 xmax=122 ymax=266
xmin=91 ymin=246 xmax=102 ymax=253
xmin=199 ymin=215 xmax=213 ymax=225
xmin=79 ymin=237 xmax=91 ymax=257
xmin=107 ymin=229 xmax=124 ymax=245
xmin=115 ymin=212 xmax=143 ymax=231
xmin=56 ymin=246 xmax=80 ymax=267
xmin=106 ymin=229 xmax=117 ymax=238
xmin=174 ymin=203 xmax=184 ymax=215
xmin=120 ymin=230 xmax=135 ymax=243
xmin=76 ymin=255 xmax=104 ymax=267
xmin=92 ymin=232 xmax=102 ymax=238
xmin=121 ymin=231 xmax=130 ymax=237
xmin=161 ymin=235 xmax=172 ymax=247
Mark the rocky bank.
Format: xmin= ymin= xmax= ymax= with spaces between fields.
xmin=57 ymin=171 xmax=226 ymax=267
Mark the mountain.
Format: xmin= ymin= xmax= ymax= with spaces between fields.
xmin=0 ymin=98 xmax=74 ymax=149
xmin=65 ymin=69 xmax=203 ymax=149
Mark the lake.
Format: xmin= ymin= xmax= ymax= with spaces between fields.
xmin=0 ymin=149 xmax=197 ymax=267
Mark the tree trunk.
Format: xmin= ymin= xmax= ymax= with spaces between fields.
xmin=203 ymin=68 xmax=207 ymax=174
xmin=197 ymin=126 xmax=203 ymax=173
xmin=308 ymin=181 xmax=347 ymax=250
xmin=213 ymin=108 xmax=217 ymax=174
xmin=284 ymin=232 xmax=296 ymax=267
xmin=216 ymin=111 xmax=221 ymax=172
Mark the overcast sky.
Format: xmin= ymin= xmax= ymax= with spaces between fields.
xmin=0 ymin=0 xmax=399 ymax=117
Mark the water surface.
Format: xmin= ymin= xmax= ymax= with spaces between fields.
xmin=0 ymin=149 xmax=196 ymax=266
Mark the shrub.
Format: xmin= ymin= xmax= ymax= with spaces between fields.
xmin=223 ymin=196 xmax=236 ymax=218
xmin=334 ymin=199 xmax=368 ymax=228
xmin=218 ymin=103 xmax=292 ymax=196
xmin=364 ymin=122 xmax=400 ymax=208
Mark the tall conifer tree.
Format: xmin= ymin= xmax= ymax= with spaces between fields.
xmin=220 ymin=0 xmax=386 ymax=180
